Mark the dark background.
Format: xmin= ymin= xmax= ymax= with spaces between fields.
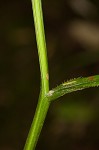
xmin=0 ymin=0 xmax=99 ymax=149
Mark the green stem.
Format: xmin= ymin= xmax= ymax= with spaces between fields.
xmin=33 ymin=0 xmax=49 ymax=95
xmin=47 ymin=75 xmax=99 ymax=101
xmin=24 ymin=0 xmax=50 ymax=149
xmin=23 ymin=0 xmax=99 ymax=149
xmin=24 ymin=95 xmax=50 ymax=150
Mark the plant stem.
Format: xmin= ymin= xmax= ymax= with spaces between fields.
xmin=23 ymin=0 xmax=99 ymax=149
xmin=33 ymin=0 xmax=49 ymax=95
xmin=24 ymin=0 xmax=50 ymax=149
xmin=24 ymin=95 xmax=50 ymax=150
xmin=47 ymin=75 xmax=99 ymax=101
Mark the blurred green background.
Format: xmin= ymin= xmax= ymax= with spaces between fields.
xmin=0 ymin=0 xmax=99 ymax=149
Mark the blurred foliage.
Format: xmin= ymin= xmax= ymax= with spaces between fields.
xmin=0 ymin=0 xmax=99 ymax=149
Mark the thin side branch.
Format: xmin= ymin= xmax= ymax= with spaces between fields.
xmin=47 ymin=75 xmax=99 ymax=101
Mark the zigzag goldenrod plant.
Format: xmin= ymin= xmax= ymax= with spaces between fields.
xmin=24 ymin=0 xmax=99 ymax=149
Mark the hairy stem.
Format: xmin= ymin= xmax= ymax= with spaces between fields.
xmin=47 ymin=75 xmax=99 ymax=101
